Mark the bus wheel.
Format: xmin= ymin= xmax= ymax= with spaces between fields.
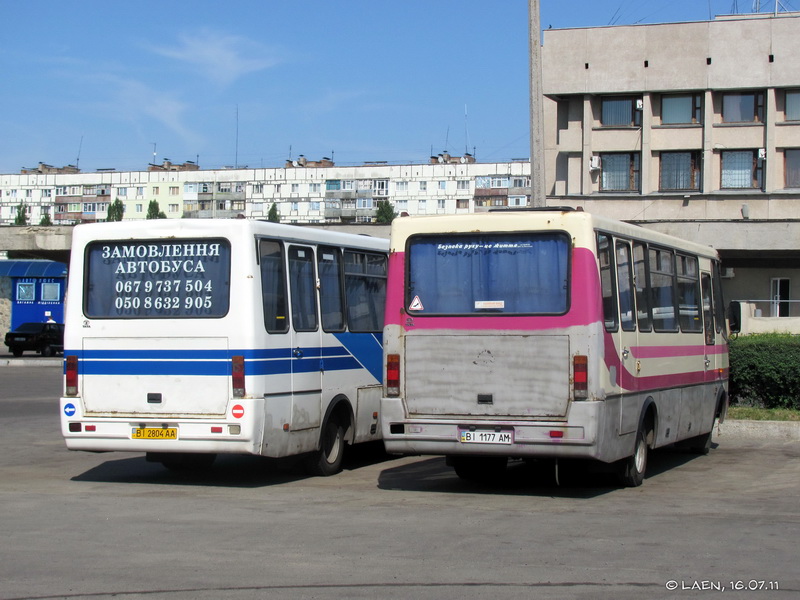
xmin=306 ymin=416 xmax=345 ymax=476
xmin=451 ymin=456 xmax=508 ymax=482
xmin=619 ymin=426 xmax=648 ymax=487
xmin=153 ymin=452 xmax=217 ymax=471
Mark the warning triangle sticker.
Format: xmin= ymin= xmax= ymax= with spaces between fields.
xmin=408 ymin=295 xmax=424 ymax=311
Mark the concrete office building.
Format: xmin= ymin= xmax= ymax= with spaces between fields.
xmin=541 ymin=11 xmax=800 ymax=317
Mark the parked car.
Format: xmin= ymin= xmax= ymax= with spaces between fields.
xmin=4 ymin=322 xmax=64 ymax=357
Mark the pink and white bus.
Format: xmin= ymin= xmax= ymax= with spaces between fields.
xmin=381 ymin=209 xmax=729 ymax=486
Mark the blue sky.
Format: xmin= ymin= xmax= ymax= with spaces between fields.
xmin=0 ymin=0 xmax=788 ymax=173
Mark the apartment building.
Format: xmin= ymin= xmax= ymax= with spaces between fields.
xmin=0 ymin=155 xmax=531 ymax=226
xmin=541 ymin=12 xmax=800 ymax=316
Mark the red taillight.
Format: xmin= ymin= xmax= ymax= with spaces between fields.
xmin=386 ymin=353 xmax=400 ymax=397
xmin=65 ymin=355 xmax=78 ymax=396
xmin=573 ymin=355 xmax=588 ymax=399
xmin=232 ymin=355 xmax=245 ymax=398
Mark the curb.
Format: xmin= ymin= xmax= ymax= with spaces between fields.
xmin=716 ymin=419 xmax=800 ymax=440
xmin=0 ymin=358 xmax=62 ymax=368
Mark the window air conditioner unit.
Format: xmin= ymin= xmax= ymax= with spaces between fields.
xmin=758 ymin=148 xmax=767 ymax=160
xmin=635 ymin=99 xmax=644 ymax=110
xmin=589 ymin=156 xmax=601 ymax=170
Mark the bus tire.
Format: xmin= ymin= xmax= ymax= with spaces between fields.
xmin=451 ymin=456 xmax=508 ymax=482
xmin=619 ymin=425 xmax=648 ymax=487
xmin=306 ymin=416 xmax=345 ymax=477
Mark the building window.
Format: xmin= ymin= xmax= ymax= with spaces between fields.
xmin=253 ymin=184 xmax=263 ymax=194
xmin=600 ymin=153 xmax=640 ymax=192
xmin=660 ymin=151 xmax=701 ymax=191
xmin=373 ymin=180 xmax=389 ymax=196
xmin=41 ymin=282 xmax=61 ymax=302
xmin=396 ymin=181 xmax=409 ymax=192
xmin=356 ymin=198 xmax=374 ymax=209
xmin=490 ymin=176 xmax=510 ymax=188
xmin=16 ymin=282 xmax=35 ymax=301
xmin=152 ymin=186 xmax=159 ymax=195
xmin=456 ymin=199 xmax=469 ymax=209
xmin=310 ymin=202 xmax=320 ymax=211
xmin=326 ymin=180 xmax=341 ymax=191
xmin=457 ymin=180 xmax=470 ymax=190
xmin=721 ymin=150 xmax=762 ymax=189
xmin=309 ymin=183 xmax=321 ymax=194
xmin=137 ymin=187 xmax=145 ymax=196
xmin=42 ymin=189 xmax=52 ymax=198
xmin=508 ymin=196 xmax=527 ymax=207
xmin=169 ymin=186 xmax=179 ymax=196
xmin=601 ymin=96 xmax=642 ymax=127
xmin=342 ymin=180 xmax=354 ymax=191
xmin=511 ymin=176 xmax=529 ymax=188
xmin=786 ymin=90 xmax=800 ymax=121
xmin=117 ymin=187 xmax=127 ymax=197
xmin=169 ymin=204 xmax=179 ymax=213
xmin=419 ymin=181 xmax=427 ymax=191
xmin=661 ymin=94 xmax=702 ymax=124
xmin=396 ymin=200 xmax=408 ymax=210
xmin=438 ymin=180 xmax=446 ymax=190
xmin=785 ymin=149 xmax=800 ymax=188
xmin=219 ymin=183 xmax=232 ymax=193
xmin=136 ymin=204 xmax=143 ymax=213
xmin=437 ymin=199 xmax=446 ymax=209
xmin=722 ymin=91 xmax=764 ymax=123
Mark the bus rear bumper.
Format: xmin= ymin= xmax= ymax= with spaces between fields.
xmin=381 ymin=397 xmax=605 ymax=461
xmin=60 ymin=396 xmax=264 ymax=455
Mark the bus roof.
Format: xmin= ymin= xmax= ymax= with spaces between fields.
xmin=70 ymin=219 xmax=389 ymax=253
xmin=388 ymin=210 xmax=719 ymax=259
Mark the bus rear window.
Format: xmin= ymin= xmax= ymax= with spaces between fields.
xmin=407 ymin=233 xmax=570 ymax=315
xmin=84 ymin=239 xmax=231 ymax=318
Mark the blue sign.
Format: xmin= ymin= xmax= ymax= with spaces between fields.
xmin=64 ymin=403 xmax=76 ymax=417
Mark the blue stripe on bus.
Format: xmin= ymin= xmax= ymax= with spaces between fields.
xmin=64 ymin=334 xmax=382 ymax=380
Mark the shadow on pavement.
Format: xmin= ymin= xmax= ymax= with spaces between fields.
xmin=71 ymin=441 xmax=398 ymax=489
xmin=377 ymin=446 xmax=710 ymax=499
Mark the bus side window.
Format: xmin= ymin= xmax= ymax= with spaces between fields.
xmin=649 ymin=247 xmax=678 ymax=332
xmin=616 ymin=241 xmax=636 ymax=332
xmin=318 ymin=246 xmax=345 ymax=332
xmin=677 ymin=254 xmax=702 ymax=332
xmin=344 ymin=250 xmax=387 ymax=333
xmin=260 ymin=240 xmax=289 ymax=333
xmin=288 ymin=245 xmax=319 ymax=332
xmin=701 ymin=272 xmax=715 ymax=345
xmin=633 ymin=242 xmax=652 ymax=331
xmin=597 ymin=233 xmax=618 ymax=331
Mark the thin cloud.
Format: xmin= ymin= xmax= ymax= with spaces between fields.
xmin=149 ymin=28 xmax=280 ymax=86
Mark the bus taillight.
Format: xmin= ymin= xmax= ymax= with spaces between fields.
xmin=66 ymin=355 xmax=78 ymax=396
xmin=387 ymin=353 xmax=400 ymax=397
xmin=573 ymin=355 xmax=588 ymax=399
xmin=232 ymin=355 xmax=245 ymax=398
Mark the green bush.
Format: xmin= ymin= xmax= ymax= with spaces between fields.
xmin=729 ymin=333 xmax=800 ymax=410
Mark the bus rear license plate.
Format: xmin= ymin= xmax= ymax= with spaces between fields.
xmin=132 ymin=428 xmax=178 ymax=440
xmin=460 ymin=430 xmax=513 ymax=444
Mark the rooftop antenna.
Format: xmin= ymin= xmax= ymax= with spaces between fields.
xmin=464 ymin=104 xmax=472 ymax=155
xmin=444 ymin=125 xmax=450 ymax=152
xmin=75 ymin=135 xmax=83 ymax=169
xmin=235 ymin=104 xmax=239 ymax=169
xmin=152 ymin=142 xmax=157 ymax=165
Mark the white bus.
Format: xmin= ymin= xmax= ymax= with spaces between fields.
xmin=60 ymin=219 xmax=389 ymax=475
xmin=381 ymin=209 xmax=729 ymax=486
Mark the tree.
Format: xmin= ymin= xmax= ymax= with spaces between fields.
xmin=107 ymin=198 xmax=125 ymax=222
xmin=14 ymin=203 xmax=28 ymax=226
xmin=267 ymin=202 xmax=280 ymax=223
xmin=39 ymin=212 xmax=53 ymax=226
xmin=147 ymin=200 xmax=166 ymax=219
xmin=375 ymin=200 xmax=397 ymax=224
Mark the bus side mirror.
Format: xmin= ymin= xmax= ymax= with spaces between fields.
xmin=728 ymin=301 xmax=741 ymax=334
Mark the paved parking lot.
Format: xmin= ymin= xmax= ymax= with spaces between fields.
xmin=1 ymin=365 xmax=798 ymax=599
